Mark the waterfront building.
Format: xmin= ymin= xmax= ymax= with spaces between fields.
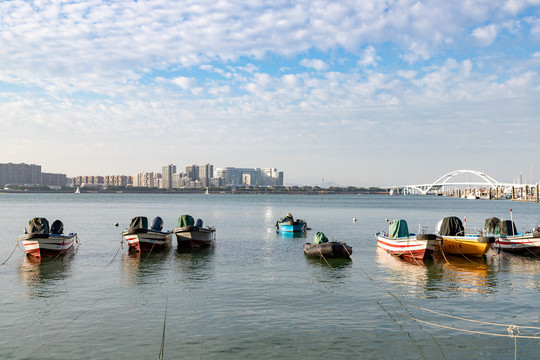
xmin=210 ymin=177 xmax=225 ymax=187
xmin=74 ymin=175 xmax=104 ymax=186
xmin=42 ymin=172 xmax=68 ymax=187
xmin=199 ymin=164 xmax=213 ymax=187
xmin=161 ymin=164 xmax=176 ymax=189
xmin=104 ymin=175 xmax=131 ymax=187
xmin=215 ymin=167 xmax=284 ymax=187
xmin=0 ymin=162 xmax=42 ymax=187
xmin=133 ymin=172 xmax=159 ymax=188
xmin=185 ymin=165 xmax=199 ymax=181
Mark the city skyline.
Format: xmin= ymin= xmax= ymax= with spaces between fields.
xmin=1 ymin=2 xmax=540 ymax=186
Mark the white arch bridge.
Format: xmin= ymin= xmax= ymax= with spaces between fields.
xmin=387 ymin=169 xmax=537 ymax=196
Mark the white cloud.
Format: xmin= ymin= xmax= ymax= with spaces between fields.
xmin=171 ymin=76 xmax=197 ymax=90
xmin=1 ymin=0 xmax=540 ymax=184
xmin=358 ymin=46 xmax=379 ymax=67
xmin=299 ymin=58 xmax=328 ymax=71
xmin=471 ymin=24 xmax=499 ymax=46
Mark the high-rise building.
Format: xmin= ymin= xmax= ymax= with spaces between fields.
xmin=133 ymin=172 xmax=157 ymax=188
xmin=0 ymin=163 xmax=42 ymax=186
xmin=185 ymin=165 xmax=199 ymax=181
xmin=198 ymin=164 xmax=214 ymax=187
xmin=42 ymin=172 xmax=67 ymax=187
xmin=214 ymin=167 xmax=284 ymax=187
xmin=161 ymin=164 xmax=176 ymax=189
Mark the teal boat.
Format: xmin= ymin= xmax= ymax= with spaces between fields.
xmin=276 ymin=213 xmax=307 ymax=233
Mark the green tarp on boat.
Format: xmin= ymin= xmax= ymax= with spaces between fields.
xmin=178 ymin=215 xmax=195 ymax=228
xmin=389 ymin=219 xmax=409 ymax=238
xmin=313 ymin=231 xmax=329 ymax=244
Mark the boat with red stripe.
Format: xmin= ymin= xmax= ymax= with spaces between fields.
xmin=18 ymin=218 xmax=78 ymax=259
xmin=485 ymin=215 xmax=540 ymax=255
xmin=376 ymin=219 xmax=439 ymax=260
xmin=121 ymin=216 xmax=172 ymax=252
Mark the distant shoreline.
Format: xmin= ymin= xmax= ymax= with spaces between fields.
xmin=0 ymin=188 xmax=386 ymax=195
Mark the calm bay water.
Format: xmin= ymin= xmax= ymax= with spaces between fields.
xmin=1 ymin=193 xmax=540 ymax=359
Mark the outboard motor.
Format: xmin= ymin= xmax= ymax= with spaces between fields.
xmin=50 ymin=220 xmax=64 ymax=234
xmin=195 ymin=219 xmax=203 ymax=228
xmin=535 ymin=221 xmax=540 ymax=233
xmin=151 ymin=216 xmax=164 ymax=231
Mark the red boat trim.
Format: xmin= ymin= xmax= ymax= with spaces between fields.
xmin=377 ymin=239 xmax=423 ymax=249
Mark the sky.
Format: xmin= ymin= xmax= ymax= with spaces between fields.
xmin=1 ymin=0 xmax=540 ymax=187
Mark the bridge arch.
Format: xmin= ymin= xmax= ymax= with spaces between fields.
xmin=423 ymin=169 xmax=500 ymax=194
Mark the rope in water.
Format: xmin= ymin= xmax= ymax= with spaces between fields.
xmin=105 ymin=236 xmax=124 ymax=267
xmin=0 ymin=241 xmax=22 ymax=265
xmin=24 ymin=298 xmax=103 ymax=358
xmin=377 ymin=301 xmax=540 ymax=339
xmin=341 ymin=240 xmax=540 ymax=340
xmin=199 ymin=292 xmax=209 ymax=360
xmin=158 ymin=251 xmax=174 ymax=360
xmin=316 ymin=243 xmax=439 ymax=359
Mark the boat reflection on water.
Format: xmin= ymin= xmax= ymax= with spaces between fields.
xmin=122 ymin=248 xmax=171 ymax=285
xmin=375 ymin=247 xmax=436 ymax=294
xmin=18 ymin=252 xmax=76 ymax=299
xmin=376 ymin=247 xmax=497 ymax=295
xmin=435 ymin=253 xmax=497 ymax=295
xmin=174 ymin=246 xmax=215 ymax=282
xmin=279 ymin=231 xmax=308 ymax=239
xmin=305 ymin=253 xmax=352 ymax=284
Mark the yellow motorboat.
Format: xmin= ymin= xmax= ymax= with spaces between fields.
xmin=440 ymin=235 xmax=493 ymax=257
xmin=436 ymin=216 xmax=495 ymax=258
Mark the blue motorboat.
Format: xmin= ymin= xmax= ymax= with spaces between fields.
xmin=276 ymin=213 xmax=308 ymax=233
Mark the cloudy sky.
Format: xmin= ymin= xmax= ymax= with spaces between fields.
xmin=1 ymin=0 xmax=540 ymax=186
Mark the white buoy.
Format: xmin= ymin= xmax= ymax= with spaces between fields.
xmin=114 ymin=222 xmax=119 ymax=227
xmin=353 ymin=218 xmax=357 ymax=222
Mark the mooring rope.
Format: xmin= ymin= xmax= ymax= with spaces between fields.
xmin=377 ymin=301 xmax=540 ymax=339
xmin=343 ymin=237 xmax=540 ymax=360
xmin=0 ymin=241 xmax=22 ymax=265
xmin=141 ymin=240 xmax=157 ymax=264
xmin=105 ymin=236 xmax=124 ymax=267
xmin=315 ymin=243 xmax=441 ymax=358
xmin=158 ymin=250 xmax=174 ymax=360
xmin=24 ymin=298 xmax=103 ymax=358
xmin=199 ymin=292 xmax=209 ymax=360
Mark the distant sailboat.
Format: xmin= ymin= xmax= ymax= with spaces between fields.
xmin=75 ymin=186 xmax=81 ymax=194
xmin=205 ymin=187 xmax=209 ymax=195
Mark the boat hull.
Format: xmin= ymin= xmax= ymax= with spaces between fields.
xmin=174 ymin=226 xmax=216 ymax=248
xmin=278 ymin=222 xmax=306 ymax=233
xmin=440 ymin=235 xmax=494 ymax=258
xmin=494 ymin=233 xmax=540 ymax=254
xmin=376 ymin=234 xmax=439 ymax=260
xmin=18 ymin=234 xmax=78 ymax=259
xmin=303 ymin=242 xmax=352 ymax=258
xmin=121 ymin=231 xmax=172 ymax=252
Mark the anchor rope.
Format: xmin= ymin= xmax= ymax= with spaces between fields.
xmin=1 ymin=241 xmax=22 ymax=265
xmin=141 ymin=240 xmax=157 ymax=264
xmin=315 ymin=242 xmax=440 ymax=359
xmin=25 ymin=298 xmax=103 ymax=358
xmin=349 ymin=236 xmax=540 ymax=354
xmin=105 ymin=236 xmax=124 ymax=267
xmin=199 ymin=292 xmax=209 ymax=360
xmin=158 ymin=250 xmax=174 ymax=360
xmin=377 ymin=301 xmax=540 ymax=339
